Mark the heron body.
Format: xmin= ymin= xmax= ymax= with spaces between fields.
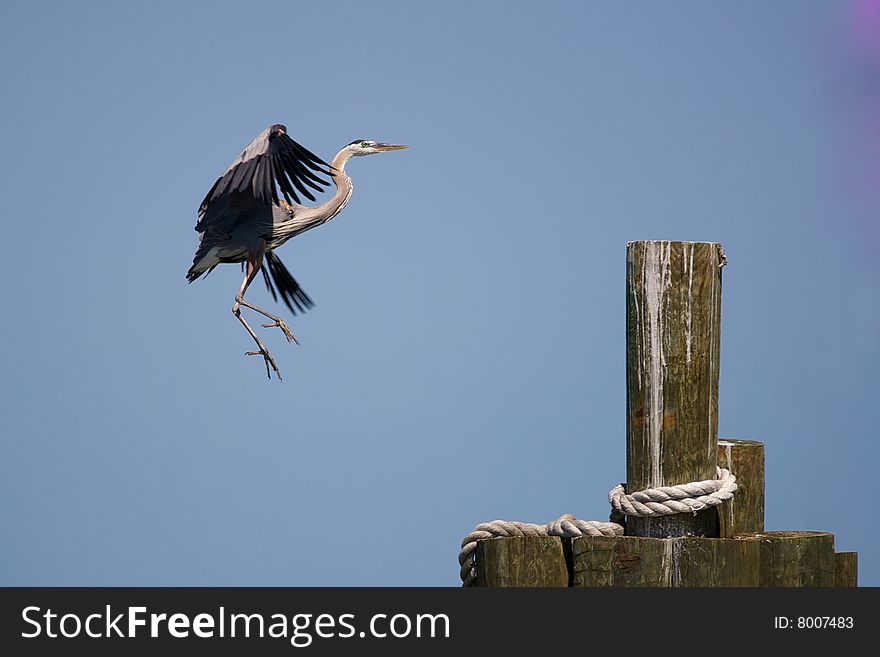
xmin=188 ymin=124 xmax=407 ymax=379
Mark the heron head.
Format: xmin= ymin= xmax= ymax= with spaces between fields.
xmin=269 ymin=124 xmax=287 ymax=138
xmin=347 ymin=139 xmax=409 ymax=157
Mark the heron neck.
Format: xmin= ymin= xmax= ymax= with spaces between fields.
xmin=289 ymin=147 xmax=354 ymax=230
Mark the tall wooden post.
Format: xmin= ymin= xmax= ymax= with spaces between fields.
xmin=626 ymin=241 xmax=724 ymax=537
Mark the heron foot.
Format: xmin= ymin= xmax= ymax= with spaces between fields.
xmin=245 ymin=348 xmax=283 ymax=381
xmin=261 ymin=319 xmax=299 ymax=345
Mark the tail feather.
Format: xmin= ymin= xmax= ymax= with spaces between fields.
xmin=260 ymin=251 xmax=315 ymax=315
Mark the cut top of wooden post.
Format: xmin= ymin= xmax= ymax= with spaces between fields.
xmin=626 ymin=241 xmax=724 ymax=537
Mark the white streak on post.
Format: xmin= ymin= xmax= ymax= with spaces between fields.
xmin=721 ymin=439 xmax=734 ymax=527
xmin=642 ymin=241 xmax=671 ymax=487
xmin=722 ymin=440 xmax=733 ymax=470
xmin=630 ymin=283 xmax=642 ymax=390
xmin=685 ymin=242 xmax=695 ymax=365
xmin=661 ymin=538 xmax=677 ymax=586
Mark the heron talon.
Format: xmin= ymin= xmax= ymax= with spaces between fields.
xmin=261 ymin=319 xmax=298 ymax=344
xmin=245 ymin=349 xmax=283 ymax=381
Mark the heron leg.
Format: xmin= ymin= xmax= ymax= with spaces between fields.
xmin=233 ymin=245 xmax=284 ymax=380
xmin=235 ymin=297 xmax=299 ymax=345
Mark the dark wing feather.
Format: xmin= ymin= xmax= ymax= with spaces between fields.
xmin=276 ymin=165 xmax=297 ymax=204
xmin=198 ymin=125 xmax=333 ymax=217
xmin=188 ymin=193 xmax=273 ymax=282
xmin=298 ymin=163 xmax=333 ymax=188
xmin=254 ymin=158 xmax=271 ymax=201
xmin=260 ymin=251 xmax=315 ymax=316
xmin=281 ymin=154 xmax=316 ymax=201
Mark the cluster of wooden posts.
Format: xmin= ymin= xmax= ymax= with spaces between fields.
xmin=475 ymin=241 xmax=857 ymax=587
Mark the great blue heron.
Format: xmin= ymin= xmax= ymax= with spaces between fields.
xmin=188 ymin=124 xmax=407 ymax=380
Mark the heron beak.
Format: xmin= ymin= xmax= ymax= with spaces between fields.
xmin=375 ymin=143 xmax=409 ymax=151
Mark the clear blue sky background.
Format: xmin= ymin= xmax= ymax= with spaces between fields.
xmin=1 ymin=1 xmax=877 ymax=586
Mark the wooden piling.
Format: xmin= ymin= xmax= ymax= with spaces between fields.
xmin=717 ymin=439 xmax=765 ymax=536
xmin=475 ymin=536 xmax=568 ymax=587
xmin=751 ymin=531 xmax=837 ymax=587
xmin=572 ymin=535 xmax=762 ymax=587
xmin=572 ymin=536 xmax=672 ymax=587
xmin=626 ymin=241 xmax=724 ymax=537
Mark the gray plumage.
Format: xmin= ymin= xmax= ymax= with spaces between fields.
xmin=198 ymin=123 xmax=331 ymax=213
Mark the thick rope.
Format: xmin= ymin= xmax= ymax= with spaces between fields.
xmin=458 ymin=515 xmax=623 ymax=587
xmin=458 ymin=467 xmax=737 ymax=586
xmin=609 ymin=467 xmax=736 ymax=517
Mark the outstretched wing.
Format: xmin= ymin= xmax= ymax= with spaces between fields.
xmin=260 ymin=251 xmax=315 ymax=316
xmin=198 ymin=124 xmax=332 ymax=217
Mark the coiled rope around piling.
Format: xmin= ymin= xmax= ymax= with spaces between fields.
xmin=458 ymin=467 xmax=736 ymax=586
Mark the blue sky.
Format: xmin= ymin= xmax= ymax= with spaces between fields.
xmin=1 ymin=1 xmax=877 ymax=585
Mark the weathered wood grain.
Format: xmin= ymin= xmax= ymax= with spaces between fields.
xmin=835 ymin=552 xmax=858 ymax=587
xmin=717 ymin=438 xmax=765 ymax=536
xmin=573 ymin=535 xmax=673 ymax=587
xmin=747 ymin=531 xmax=837 ymax=587
xmin=626 ymin=241 xmax=724 ymax=537
xmin=673 ymin=536 xmax=762 ymax=586
xmin=572 ymin=535 xmax=761 ymax=586
xmin=475 ymin=536 xmax=569 ymax=587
